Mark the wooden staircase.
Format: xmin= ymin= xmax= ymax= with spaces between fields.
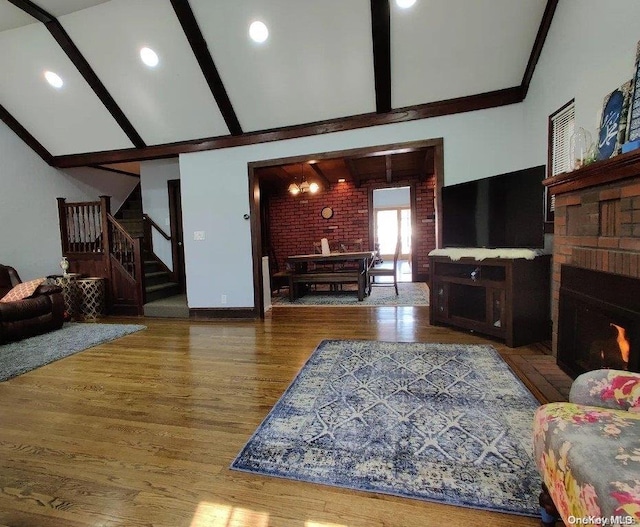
xmin=57 ymin=188 xmax=181 ymax=316
xmin=115 ymin=185 xmax=181 ymax=305
xmin=143 ymin=256 xmax=180 ymax=302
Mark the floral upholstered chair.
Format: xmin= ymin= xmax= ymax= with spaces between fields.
xmin=533 ymin=369 xmax=640 ymax=526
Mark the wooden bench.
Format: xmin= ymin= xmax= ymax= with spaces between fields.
xmin=288 ymin=271 xmax=366 ymax=301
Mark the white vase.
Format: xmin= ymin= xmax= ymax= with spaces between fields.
xmin=60 ymin=256 xmax=69 ymax=276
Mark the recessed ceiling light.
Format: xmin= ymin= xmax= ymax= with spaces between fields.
xmin=44 ymin=71 xmax=63 ymax=89
xmin=396 ymin=0 xmax=417 ymax=8
xmin=249 ymin=21 xmax=268 ymax=43
xmin=140 ymin=47 xmax=159 ymax=67
xmin=338 ymin=178 xmax=346 ymax=183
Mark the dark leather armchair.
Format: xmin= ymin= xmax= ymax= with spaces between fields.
xmin=0 ymin=265 xmax=65 ymax=344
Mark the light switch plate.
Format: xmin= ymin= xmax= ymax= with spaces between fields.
xmin=193 ymin=231 xmax=205 ymax=241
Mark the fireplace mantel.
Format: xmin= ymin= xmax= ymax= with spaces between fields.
xmin=544 ymin=148 xmax=640 ymax=358
xmin=543 ymin=149 xmax=640 ymax=196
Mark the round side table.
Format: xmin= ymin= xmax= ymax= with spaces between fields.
xmin=47 ymin=273 xmax=81 ymax=320
xmin=75 ymin=277 xmax=105 ymax=321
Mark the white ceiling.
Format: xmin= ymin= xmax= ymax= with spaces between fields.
xmin=0 ymin=0 xmax=549 ymax=160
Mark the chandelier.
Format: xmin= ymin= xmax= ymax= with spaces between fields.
xmin=288 ymin=164 xmax=319 ymax=195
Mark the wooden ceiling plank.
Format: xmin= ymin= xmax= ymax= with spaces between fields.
xmin=309 ymin=163 xmax=331 ymax=188
xmin=51 ymin=86 xmax=522 ymax=168
xmin=169 ymin=0 xmax=242 ymax=136
xmin=520 ymin=0 xmax=558 ymax=97
xmin=370 ymin=0 xmax=392 ymax=114
xmin=0 ymin=103 xmax=52 ymax=163
xmin=423 ymin=148 xmax=435 ymax=179
xmin=345 ymin=158 xmax=362 ymax=188
xmin=9 ymin=0 xmax=146 ymax=149
xmin=385 ymin=155 xmax=392 ymax=183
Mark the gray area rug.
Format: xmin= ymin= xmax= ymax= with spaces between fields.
xmin=232 ymin=340 xmax=541 ymax=516
xmin=0 ymin=322 xmax=146 ymax=381
xmin=272 ymin=282 xmax=429 ymax=306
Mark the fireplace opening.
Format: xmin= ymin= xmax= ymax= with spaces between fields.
xmin=558 ymin=266 xmax=639 ymax=378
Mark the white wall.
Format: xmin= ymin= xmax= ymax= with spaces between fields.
xmin=140 ymin=158 xmax=180 ymax=270
xmin=180 ymin=103 xmax=530 ymax=308
xmin=0 ymin=121 xmax=138 ymax=280
xmin=63 ymin=166 xmax=139 ymax=215
xmin=522 ymin=0 xmax=640 ymax=165
xmin=182 ymin=0 xmax=640 ymax=311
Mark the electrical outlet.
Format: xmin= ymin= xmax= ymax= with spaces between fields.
xmin=221 ymin=294 xmax=227 ymax=304
xmin=193 ymin=231 xmax=205 ymax=241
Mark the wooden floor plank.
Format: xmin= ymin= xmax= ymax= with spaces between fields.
xmin=0 ymin=306 xmax=567 ymax=527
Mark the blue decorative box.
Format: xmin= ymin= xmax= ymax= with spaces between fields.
xmin=621 ymin=139 xmax=640 ymax=153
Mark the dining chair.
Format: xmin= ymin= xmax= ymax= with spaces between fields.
xmin=368 ymin=237 xmax=400 ymax=295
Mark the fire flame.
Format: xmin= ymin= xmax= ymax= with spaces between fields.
xmin=610 ymin=323 xmax=631 ymax=365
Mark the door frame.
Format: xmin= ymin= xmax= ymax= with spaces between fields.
xmin=248 ymin=138 xmax=444 ymax=318
xmin=373 ymin=204 xmax=413 ymax=259
xmin=167 ymin=179 xmax=186 ymax=292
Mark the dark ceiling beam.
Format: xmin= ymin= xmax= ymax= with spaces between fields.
xmin=520 ymin=0 xmax=558 ymax=97
xmin=169 ymin=0 xmax=242 ymax=136
xmin=370 ymin=0 xmax=392 ymax=113
xmin=8 ymin=0 xmax=146 ymax=149
xmin=344 ymin=159 xmax=362 ymax=188
xmin=385 ymin=155 xmax=392 ymax=183
xmin=309 ymin=163 xmax=331 ymax=188
xmin=52 ymin=86 xmax=523 ymax=168
xmin=423 ymin=148 xmax=435 ymax=178
xmin=0 ymin=103 xmax=52 ymax=163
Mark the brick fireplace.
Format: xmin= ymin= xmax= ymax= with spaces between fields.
xmin=544 ymin=150 xmax=640 ymax=376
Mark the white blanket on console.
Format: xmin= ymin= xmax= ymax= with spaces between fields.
xmin=428 ymin=247 xmax=547 ymax=261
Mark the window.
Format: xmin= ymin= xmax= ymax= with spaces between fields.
xmin=547 ymin=100 xmax=575 ymax=222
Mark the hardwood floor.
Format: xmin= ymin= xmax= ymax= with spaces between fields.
xmin=0 ymin=306 xmax=569 ymax=527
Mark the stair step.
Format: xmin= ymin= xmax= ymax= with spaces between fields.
xmin=145 ymin=282 xmax=181 ymax=303
xmin=145 ymin=270 xmax=170 ymax=287
xmin=121 ymin=209 xmax=143 ymax=219
xmin=144 ymin=260 xmax=161 ymax=272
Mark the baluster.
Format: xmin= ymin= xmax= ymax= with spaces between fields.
xmin=87 ymin=205 xmax=93 ymax=251
xmin=82 ymin=205 xmax=89 ymax=252
xmin=66 ymin=205 xmax=73 ymax=249
xmin=74 ymin=206 xmax=80 ymax=248
xmin=93 ymin=205 xmax=99 ymax=251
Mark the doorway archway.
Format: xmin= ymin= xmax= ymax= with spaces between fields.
xmin=248 ymin=138 xmax=444 ymax=317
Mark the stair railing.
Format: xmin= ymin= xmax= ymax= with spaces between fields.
xmin=57 ymin=197 xmax=104 ymax=254
xmin=57 ymin=195 xmax=145 ymax=315
xmin=106 ymin=213 xmax=145 ymax=311
xmin=142 ymin=214 xmax=171 ymax=253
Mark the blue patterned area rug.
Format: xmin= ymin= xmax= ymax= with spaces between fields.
xmin=231 ymin=340 xmax=541 ymax=516
xmin=272 ymin=282 xmax=429 ymax=306
xmin=0 ymin=322 xmax=146 ymax=382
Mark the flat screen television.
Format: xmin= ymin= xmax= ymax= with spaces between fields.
xmin=442 ymin=165 xmax=545 ymax=249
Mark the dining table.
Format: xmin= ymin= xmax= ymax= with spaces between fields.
xmin=286 ymin=251 xmax=375 ymax=301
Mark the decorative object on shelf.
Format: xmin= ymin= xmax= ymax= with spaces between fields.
xmin=569 ymin=127 xmax=595 ymax=170
xmin=288 ymin=163 xmax=319 ymax=196
xmin=59 ymin=256 xmax=69 ymax=276
xmin=320 ymin=206 xmax=333 ymax=219
xmin=626 ymin=40 xmax=640 ymax=143
xmin=597 ymin=80 xmax=632 ymax=161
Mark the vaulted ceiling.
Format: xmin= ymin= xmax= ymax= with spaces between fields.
xmin=0 ymin=0 xmax=556 ymax=169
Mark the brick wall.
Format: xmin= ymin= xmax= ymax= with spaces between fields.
xmin=551 ymin=176 xmax=640 ymax=354
xmin=266 ymin=174 xmax=436 ymax=280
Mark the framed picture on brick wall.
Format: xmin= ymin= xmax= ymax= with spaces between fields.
xmin=597 ymin=80 xmax=632 ymax=160
xmin=627 ymin=40 xmax=640 ymax=143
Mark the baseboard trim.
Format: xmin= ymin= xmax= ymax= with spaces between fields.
xmin=189 ymin=307 xmax=256 ymax=319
